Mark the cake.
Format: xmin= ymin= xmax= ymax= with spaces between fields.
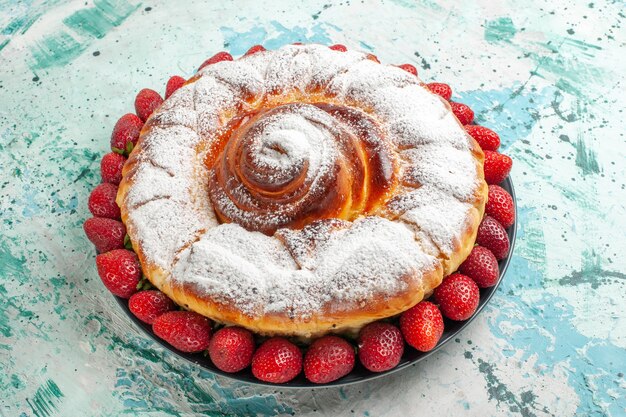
xmin=85 ymin=42 xmax=516 ymax=384
xmin=116 ymin=44 xmax=487 ymax=338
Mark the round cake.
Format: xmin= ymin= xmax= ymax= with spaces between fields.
xmin=117 ymin=44 xmax=487 ymax=338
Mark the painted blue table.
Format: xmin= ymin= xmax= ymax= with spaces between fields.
xmin=1 ymin=1 xmax=625 ymax=416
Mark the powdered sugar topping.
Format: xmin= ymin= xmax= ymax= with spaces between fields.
xmin=119 ymin=44 xmax=483 ymax=320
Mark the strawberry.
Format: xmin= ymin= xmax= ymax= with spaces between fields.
xmin=357 ymin=322 xmax=404 ymax=372
xmin=88 ymin=183 xmax=120 ymax=219
xmin=152 ymin=311 xmax=212 ymax=353
xmin=329 ymin=44 xmax=347 ymax=52
xmin=198 ymin=51 xmax=233 ymax=71
xmin=83 ymin=217 xmax=126 ymax=253
xmin=426 ymin=82 xmax=452 ymax=101
xmin=134 ymin=88 xmax=163 ymax=122
xmin=292 ymin=42 xmax=303 ymax=45
xmin=100 ymin=152 xmax=126 ymax=185
xmin=245 ymin=45 xmax=266 ymax=56
xmin=434 ymin=273 xmax=480 ymax=321
xmin=165 ymin=75 xmax=186 ymax=99
xmin=208 ymin=326 xmax=255 ymax=373
xmin=459 ymin=246 xmax=500 ymax=288
xmin=252 ymin=337 xmax=302 ymax=383
xmin=465 ymin=125 xmax=500 ymax=151
xmin=486 ymin=185 xmax=515 ymax=228
xmin=450 ymin=101 xmax=474 ymax=125
xmin=128 ymin=290 xmax=176 ymax=324
xmin=476 ymin=215 xmax=510 ymax=260
xmin=398 ymin=64 xmax=418 ymax=76
xmin=95 ymin=249 xmax=141 ymax=298
xmin=110 ymin=113 xmax=143 ymax=155
xmin=304 ymin=335 xmax=355 ymax=384
xmin=399 ymin=301 xmax=444 ymax=352
xmin=483 ymin=151 xmax=513 ymax=185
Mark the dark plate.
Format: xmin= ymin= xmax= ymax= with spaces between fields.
xmin=115 ymin=177 xmax=517 ymax=388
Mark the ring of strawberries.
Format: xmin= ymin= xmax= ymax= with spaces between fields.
xmin=83 ymin=44 xmax=516 ymax=385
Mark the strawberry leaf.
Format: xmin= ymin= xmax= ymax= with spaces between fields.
xmin=124 ymin=234 xmax=133 ymax=250
xmin=136 ymin=276 xmax=153 ymax=291
xmin=112 ymin=147 xmax=124 ymax=155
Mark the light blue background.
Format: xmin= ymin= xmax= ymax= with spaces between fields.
xmin=1 ymin=1 xmax=625 ymax=416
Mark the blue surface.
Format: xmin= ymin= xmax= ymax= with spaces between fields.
xmin=1 ymin=0 xmax=625 ymax=416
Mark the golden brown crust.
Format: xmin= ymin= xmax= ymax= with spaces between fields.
xmin=155 ymin=257 xmax=444 ymax=339
xmin=116 ymin=46 xmax=488 ymax=339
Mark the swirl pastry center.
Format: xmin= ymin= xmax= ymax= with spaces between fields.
xmin=206 ymin=102 xmax=398 ymax=234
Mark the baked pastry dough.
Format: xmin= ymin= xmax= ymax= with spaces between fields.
xmin=117 ymin=44 xmax=487 ymax=338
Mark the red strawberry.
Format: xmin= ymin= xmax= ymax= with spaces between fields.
xmin=450 ymin=101 xmax=474 ymax=125
xmin=88 ymin=183 xmax=120 ymax=219
xmin=153 ymin=311 xmax=212 ymax=353
xmin=198 ymin=51 xmax=233 ymax=71
xmin=83 ymin=217 xmax=126 ymax=253
xmin=434 ymin=273 xmax=480 ymax=321
xmin=357 ymin=322 xmax=404 ymax=372
xmin=128 ymin=290 xmax=176 ymax=324
xmin=426 ymin=82 xmax=452 ymax=101
xmin=292 ymin=42 xmax=303 ymax=45
xmin=208 ymin=326 xmax=255 ymax=373
xmin=399 ymin=301 xmax=444 ymax=352
xmin=245 ymin=45 xmax=266 ymax=56
xmin=95 ymin=249 xmax=141 ymax=298
xmin=134 ymin=88 xmax=163 ymax=122
xmin=304 ymin=336 xmax=355 ymax=384
xmin=483 ymin=151 xmax=513 ymax=185
xmin=252 ymin=337 xmax=302 ymax=383
xmin=465 ymin=125 xmax=500 ymax=151
xmin=165 ymin=76 xmax=186 ymax=99
xmin=329 ymin=44 xmax=347 ymax=52
xmin=398 ymin=64 xmax=418 ymax=76
xmin=476 ymin=215 xmax=510 ymax=260
xmin=100 ymin=152 xmax=126 ymax=185
xmin=486 ymin=185 xmax=515 ymax=228
xmin=110 ymin=113 xmax=143 ymax=154
xmin=459 ymin=246 xmax=500 ymax=288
